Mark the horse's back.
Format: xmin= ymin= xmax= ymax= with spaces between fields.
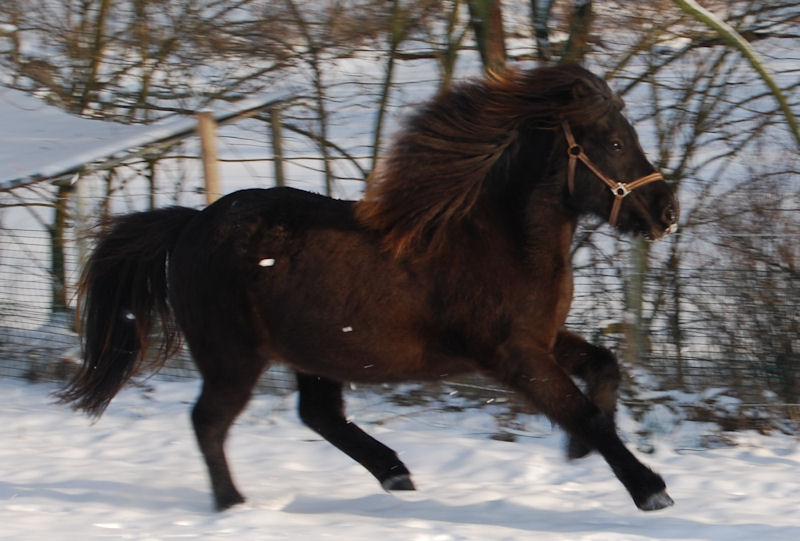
xmin=167 ymin=187 xmax=455 ymax=382
xmin=200 ymin=187 xmax=358 ymax=234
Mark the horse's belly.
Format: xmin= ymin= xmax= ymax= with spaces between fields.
xmin=271 ymin=323 xmax=477 ymax=384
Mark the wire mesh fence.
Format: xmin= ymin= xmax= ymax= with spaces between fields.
xmin=1 ymin=218 xmax=798 ymax=432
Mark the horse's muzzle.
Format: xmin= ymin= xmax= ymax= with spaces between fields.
xmin=661 ymin=202 xmax=679 ymax=234
xmin=648 ymin=199 xmax=679 ymax=240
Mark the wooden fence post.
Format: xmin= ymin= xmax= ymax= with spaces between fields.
xmin=269 ymin=106 xmax=285 ymax=187
xmin=196 ymin=111 xmax=220 ymax=204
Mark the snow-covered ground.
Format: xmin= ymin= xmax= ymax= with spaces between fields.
xmin=2 ymin=377 xmax=798 ymax=540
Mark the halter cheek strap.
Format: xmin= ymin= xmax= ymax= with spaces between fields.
xmin=562 ymin=120 xmax=663 ymax=227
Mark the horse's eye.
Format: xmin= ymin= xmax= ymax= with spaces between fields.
xmin=610 ymin=141 xmax=624 ymax=152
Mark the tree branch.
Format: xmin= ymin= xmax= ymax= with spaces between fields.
xmin=673 ymin=0 xmax=800 ymax=149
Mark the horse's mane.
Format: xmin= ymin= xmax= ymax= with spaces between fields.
xmin=355 ymin=63 xmax=623 ymax=258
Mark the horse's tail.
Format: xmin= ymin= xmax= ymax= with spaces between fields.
xmin=57 ymin=206 xmax=200 ymax=417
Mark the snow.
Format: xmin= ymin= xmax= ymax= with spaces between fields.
xmin=1 ymin=37 xmax=799 ymax=541
xmin=2 ymin=378 xmax=799 ymax=540
xmin=0 ymin=86 xmax=294 ymax=190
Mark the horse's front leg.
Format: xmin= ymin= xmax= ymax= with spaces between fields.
xmin=554 ymin=328 xmax=621 ymax=459
xmin=491 ymin=345 xmax=673 ymax=511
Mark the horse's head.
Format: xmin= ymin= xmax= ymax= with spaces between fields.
xmin=358 ymin=64 xmax=680 ymax=257
xmin=557 ymin=74 xmax=679 ymax=240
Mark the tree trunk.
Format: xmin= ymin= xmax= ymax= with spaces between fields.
xmin=666 ymin=235 xmax=685 ymax=385
xmin=49 ymin=183 xmax=72 ymax=315
xmin=146 ymin=158 xmax=156 ymax=210
xmin=624 ymin=237 xmax=649 ymax=367
xmin=438 ymin=0 xmax=469 ymax=92
xmin=286 ymin=0 xmax=333 ymax=195
xmin=530 ymin=0 xmax=555 ymax=61
xmin=562 ymin=0 xmax=593 ymax=64
xmin=468 ymin=0 xmax=506 ymax=74
xmin=372 ymin=0 xmax=407 ymax=172
xmin=78 ymin=0 xmax=111 ymax=114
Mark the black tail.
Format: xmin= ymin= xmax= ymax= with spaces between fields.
xmin=57 ymin=206 xmax=200 ymax=417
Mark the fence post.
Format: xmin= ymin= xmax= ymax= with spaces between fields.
xmin=196 ymin=111 xmax=220 ymax=204
xmin=269 ymin=106 xmax=285 ymax=187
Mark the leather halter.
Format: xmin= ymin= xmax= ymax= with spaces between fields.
xmin=562 ymin=119 xmax=664 ymax=227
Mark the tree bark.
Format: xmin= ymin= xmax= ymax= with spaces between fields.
xmin=468 ymin=0 xmax=506 ymax=74
xmin=562 ymin=0 xmax=593 ymax=64
xmin=49 ymin=183 xmax=71 ymax=314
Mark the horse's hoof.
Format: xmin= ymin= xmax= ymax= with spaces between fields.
xmin=215 ymin=492 xmax=246 ymax=511
xmin=381 ymin=474 xmax=416 ymax=491
xmin=637 ymin=490 xmax=674 ymax=511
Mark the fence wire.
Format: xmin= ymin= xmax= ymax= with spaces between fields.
xmin=1 ymin=226 xmax=798 ymax=430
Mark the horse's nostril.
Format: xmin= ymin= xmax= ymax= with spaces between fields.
xmin=662 ymin=205 xmax=677 ymax=225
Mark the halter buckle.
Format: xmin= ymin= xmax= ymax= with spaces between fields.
xmin=611 ymin=182 xmax=631 ymax=198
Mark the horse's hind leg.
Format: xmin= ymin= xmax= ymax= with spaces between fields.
xmin=554 ymin=329 xmax=621 ymax=459
xmin=191 ymin=360 xmax=263 ymax=510
xmin=296 ymin=372 xmax=415 ymax=491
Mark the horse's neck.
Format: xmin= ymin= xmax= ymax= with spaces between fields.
xmin=477 ymin=161 xmax=576 ymax=270
xmin=523 ymin=198 xmax=577 ymax=272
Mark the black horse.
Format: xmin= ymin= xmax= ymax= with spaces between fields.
xmin=59 ymin=64 xmax=678 ymax=512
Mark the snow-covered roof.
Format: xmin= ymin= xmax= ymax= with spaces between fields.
xmin=0 ymin=87 xmax=295 ymax=191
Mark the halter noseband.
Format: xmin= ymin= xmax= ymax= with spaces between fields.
xmin=561 ymin=119 xmax=663 ymax=227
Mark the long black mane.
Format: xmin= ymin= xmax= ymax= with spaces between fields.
xmin=356 ymin=64 xmax=623 ymax=257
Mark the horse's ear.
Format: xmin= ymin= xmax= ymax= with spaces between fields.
xmin=570 ymin=78 xmax=593 ymax=101
xmin=550 ymin=77 xmax=593 ymax=111
xmin=561 ymin=74 xmax=623 ymax=119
